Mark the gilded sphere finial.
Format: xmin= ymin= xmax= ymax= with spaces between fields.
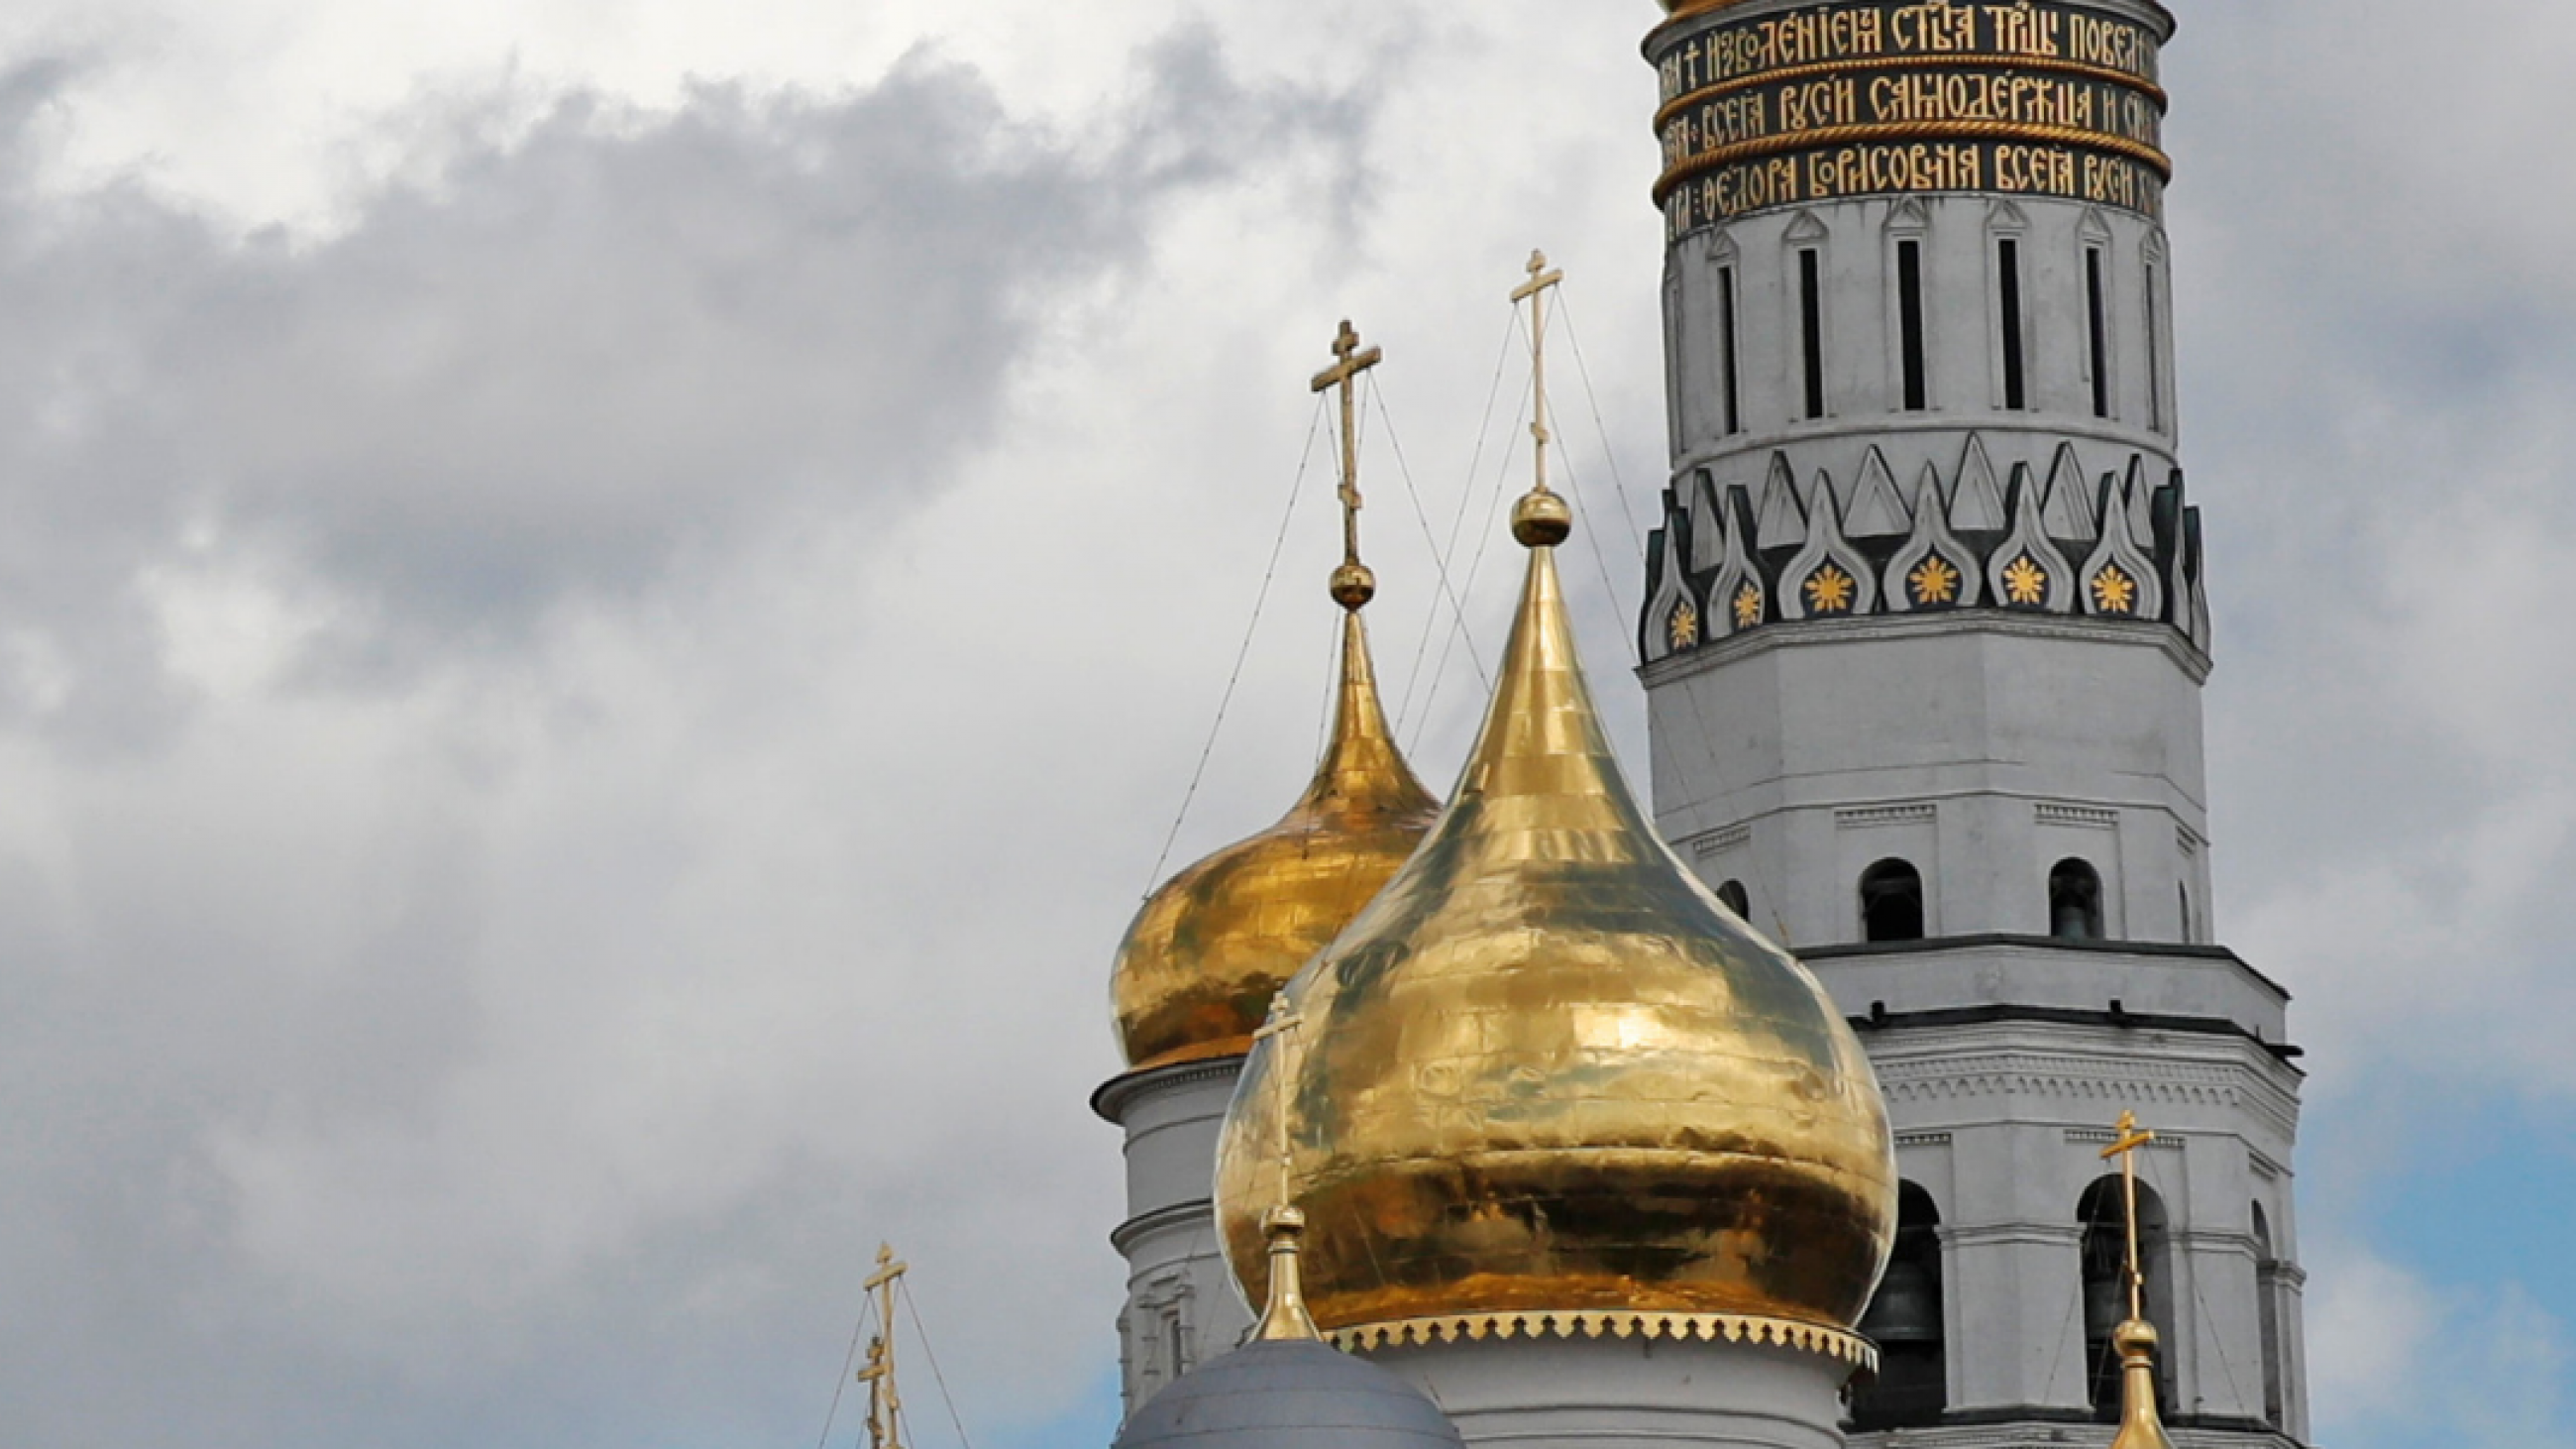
xmin=1331 ymin=562 xmax=1377 ymax=612
xmin=1512 ymin=490 xmax=1573 ymax=547
xmin=2115 ymin=1319 xmax=2160 ymax=1357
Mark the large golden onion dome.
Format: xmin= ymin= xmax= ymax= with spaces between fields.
xmin=1214 ymin=487 xmax=1896 ymax=1350
xmin=1110 ymin=581 xmax=1441 ymax=1072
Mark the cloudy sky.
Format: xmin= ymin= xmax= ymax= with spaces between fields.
xmin=0 ymin=1 xmax=2569 ymax=1446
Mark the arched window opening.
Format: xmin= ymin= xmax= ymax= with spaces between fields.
xmin=1717 ymin=879 xmax=1752 ymax=919
xmin=2179 ymin=882 xmax=2193 ymax=945
xmin=1854 ymin=1182 xmax=1948 ymax=1428
xmin=1861 ymin=859 xmax=1926 ymax=943
xmin=2051 ymin=858 xmax=2105 ymax=940
xmin=2254 ymin=1203 xmax=2285 ymax=1428
xmin=2081 ymin=1175 xmax=2174 ymax=1418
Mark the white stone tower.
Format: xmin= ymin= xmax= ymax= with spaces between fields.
xmin=1635 ymin=1 xmax=2310 ymax=1442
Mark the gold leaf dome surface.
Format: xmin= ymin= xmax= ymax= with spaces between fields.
xmin=1214 ymin=520 xmax=1895 ymax=1336
xmin=1112 ymin=612 xmax=1440 ymax=1071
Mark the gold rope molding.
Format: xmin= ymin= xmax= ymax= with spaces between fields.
xmin=1655 ymin=118 xmax=2172 ymax=205
xmin=1654 ymin=51 xmax=2167 ymax=132
xmin=1329 ymin=1309 xmax=1879 ymax=1371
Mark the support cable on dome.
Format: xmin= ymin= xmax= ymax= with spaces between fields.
xmin=813 ymin=1283 xmax=881 ymax=1449
xmin=2148 ymin=1150 xmax=2251 ymax=1419
xmin=898 ymin=1279 xmax=978 ymax=1449
xmin=1550 ymin=429 xmax=1633 ymax=658
xmin=2041 ymin=1248 xmax=2086 ymax=1407
xmin=1365 ymin=374 xmax=1489 ymax=703
xmin=1537 ymin=306 xmax=1639 ymax=659
xmin=1554 ymin=288 xmax=1650 ymax=565
xmin=1140 ymin=394 xmax=1331 ymax=896
xmin=1405 ymin=375 xmax=1529 ymax=752
xmin=1391 ymin=311 xmax=1518 ymax=736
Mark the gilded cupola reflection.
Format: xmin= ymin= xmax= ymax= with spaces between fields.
xmin=1109 ymin=324 xmax=1442 ymax=1072
xmin=1214 ymin=258 xmax=1895 ymax=1351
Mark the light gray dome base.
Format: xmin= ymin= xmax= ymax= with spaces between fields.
xmin=1362 ymin=1334 xmax=1852 ymax=1449
xmin=1114 ymin=1339 xmax=1464 ymax=1449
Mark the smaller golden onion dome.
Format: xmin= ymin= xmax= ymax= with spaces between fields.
xmin=1110 ymin=608 xmax=1440 ymax=1071
xmin=1215 ymin=493 xmax=1896 ymax=1344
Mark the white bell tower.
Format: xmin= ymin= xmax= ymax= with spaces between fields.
xmin=1635 ymin=1 xmax=2310 ymax=1440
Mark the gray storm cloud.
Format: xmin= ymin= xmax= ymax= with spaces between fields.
xmin=0 ymin=34 xmax=1381 ymax=1449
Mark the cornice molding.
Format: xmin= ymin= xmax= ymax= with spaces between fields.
xmin=1091 ymin=1054 xmax=1246 ymax=1124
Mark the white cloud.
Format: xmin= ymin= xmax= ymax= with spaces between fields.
xmin=2310 ymin=1242 xmax=2574 ymax=1449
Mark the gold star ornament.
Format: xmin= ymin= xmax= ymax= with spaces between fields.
xmin=2092 ymin=564 xmax=2138 ymax=614
xmin=1732 ymin=583 xmax=1764 ymax=630
xmin=2002 ymin=555 xmax=2049 ymax=607
xmin=1804 ymin=563 xmax=1857 ymax=615
xmin=1909 ymin=555 xmax=1961 ymax=607
xmin=1668 ymin=599 xmax=1700 ymax=650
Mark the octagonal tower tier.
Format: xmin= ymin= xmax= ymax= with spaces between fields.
xmin=1634 ymin=2 xmax=2309 ymax=1442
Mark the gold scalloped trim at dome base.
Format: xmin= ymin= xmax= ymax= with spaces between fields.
xmin=1327 ymin=1310 xmax=1878 ymax=1373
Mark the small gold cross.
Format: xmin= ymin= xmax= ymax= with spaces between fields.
xmin=1511 ymin=251 xmax=1565 ymax=497
xmin=1253 ymin=995 xmax=1310 ymax=1213
xmin=2098 ymin=1111 xmax=2157 ymax=1325
xmin=1310 ymin=320 xmax=1383 ymax=570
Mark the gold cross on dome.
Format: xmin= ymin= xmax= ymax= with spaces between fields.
xmin=1310 ymin=320 xmax=1383 ymax=569
xmin=857 ymin=1243 xmax=910 ymax=1449
xmin=2099 ymin=1110 xmax=2158 ymax=1323
xmin=1253 ymin=995 xmax=1309 ymax=1210
xmin=1510 ymin=250 xmax=1565 ymax=497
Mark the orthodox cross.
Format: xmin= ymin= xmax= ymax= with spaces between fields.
xmin=1310 ymin=320 xmax=1384 ymax=570
xmin=856 ymin=1243 xmax=909 ymax=1449
xmin=2098 ymin=1110 xmax=2158 ymax=1323
xmin=1252 ymin=994 xmax=1309 ymax=1211
xmin=1511 ymin=250 xmax=1566 ymax=497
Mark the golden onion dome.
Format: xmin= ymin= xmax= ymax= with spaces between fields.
xmin=1214 ymin=490 xmax=1895 ymax=1347
xmin=1110 ymin=602 xmax=1440 ymax=1071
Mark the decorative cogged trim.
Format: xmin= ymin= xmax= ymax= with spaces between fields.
xmin=1691 ymin=823 xmax=1754 ymax=855
xmin=1838 ymin=803 xmax=1936 ymax=829
xmin=1642 ymin=435 xmax=2211 ymax=660
xmin=1330 ymin=1310 xmax=1878 ymax=1372
xmin=1090 ymin=1054 xmax=1248 ymax=1123
xmin=2035 ymin=802 xmax=2119 ymax=830
xmin=2066 ymin=1125 xmax=2184 ymax=1151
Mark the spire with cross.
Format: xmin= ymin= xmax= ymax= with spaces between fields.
xmin=1246 ymin=993 xmax=1322 ymax=1342
xmin=1508 ymin=251 xmax=1572 ymax=548
xmin=2098 ymin=1111 xmax=2177 ymax=1449
xmin=856 ymin=1244 xmax=909 ymax=1449
xmin=1310 ymin=320 xmax=1384 ymax=612
xmin=2098 ymin=1109 xmax=2157 ymax=1324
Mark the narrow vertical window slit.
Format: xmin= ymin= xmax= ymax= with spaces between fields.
xmin=1719 ymin=265 xmax=1743 ymax=435
xmin=1800 ymin=248 xmax=1827 ymax=420
xmin=1997 ymin=238 xmax=2026 ymax=411
xmin=2087 ymin=247 xmax=2111 ymax=418
xmin=1897 ymin=239 xmax=1927 ymax=412
xmin=2144 ymin=261 xmax=2166 ymax=431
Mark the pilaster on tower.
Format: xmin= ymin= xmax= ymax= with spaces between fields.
xmin=1634 ymin=2 xmax=2310 ymax=1443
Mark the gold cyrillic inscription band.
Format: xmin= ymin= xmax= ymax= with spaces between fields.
xmin=1651 ymin=0 xmax=2168 ymax=229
